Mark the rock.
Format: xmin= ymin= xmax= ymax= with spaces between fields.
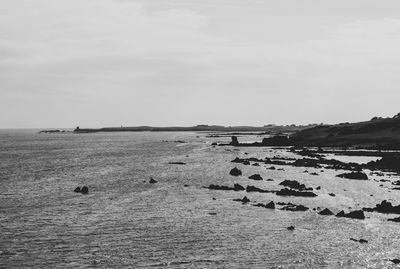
xmin=266 ymin=178 xmax=274 ymax=181
xmin=336 ymin=210 xmax=365 ymax=220
xmin=328 ymin=193 xmax=336 ymax=197
xmin=276 ymin=188 xmax=317 ymax=197
xmin=243 ymin=160 xmax=250 ymax=165
xmin=279 ymin=180 xmax=313 ymax=191
xmin=265 ymin=201 xmax=275 ymax=209
xmin=149 ymin=178 xmax=157 ymax=184
xmin=184 ymin=184 xmax=190 ymax=187
xmin=207 ymin=183 xmax=244 ymax=191
xmin=374 ymin=200 xmax=400 ymax=214
xmin=253 ymin=201 xmax=275 ymax=209
xmin=318 ymin=208 xmax=334 ymax=216
xmin=168 ymin=162 xmax=186 ymax=165
xmin=230 ymin=136 xmax=239 ymax=146
xmin=229 ymin=167 xmax=242 ymax=176
xmin=209 ymin=212 xmax=217 ymax=215
xmin=74 ymin=187 xmax=81 ymax=193
xmin=252 ymin=163 xmax=260 ymax=166
xmin=337 ymin=171 xmax=368 ymax=180
xmin=81 ymin=186 xmax=89 ymax=194
xmin=316 ymin=186 xmax=321 ymax=190
xmin=281 ymin=204 xmax=309 ymax=211
xmin=391 ymin=259 xmax=400 ymax=264
xmin=246 ymin=185 xmax=273 ymax=193
xmin=234 ymin=183 xmax=245 ymax=191
xmin=248 ymin=174 xmax=263 ymax=181
xmin=211 ymin=142 xmax=218 ymax=146
xmin=233 ymin=196 xmax=250 ymax=204
xmin=310 ymin=172 xmax=319 ymax=176
xmin=287 ymin=226 xmax=295 ymax=231
xmin=388 ymin=217 xmax=400 ymax=222
xmin=350 ymin=238 xmax=368 ymax=243
xmin=268 ymin=166 xmax=276 ymax=170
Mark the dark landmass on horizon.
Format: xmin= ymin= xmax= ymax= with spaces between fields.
xmin=72 ymin=124 xmax=317 ymax=134
xmin=223 ymin=113 xmax=400 ymax=150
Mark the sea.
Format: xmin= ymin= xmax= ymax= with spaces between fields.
xmin=1 ymin=130 xmax=400 ymax=268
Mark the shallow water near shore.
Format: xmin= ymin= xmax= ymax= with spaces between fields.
xmin=1 ymin=130 xmax=400 ymax=268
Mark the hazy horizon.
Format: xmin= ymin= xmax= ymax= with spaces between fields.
xmin=2 ymin=0 xmax=400 ymax=128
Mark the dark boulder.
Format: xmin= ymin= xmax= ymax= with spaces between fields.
xmin=229 ymin=167 xmax=242 ymax=176
xmin=149 ymin=178 xmax=157 ymax=184
xmin=233 ymin=196 xmax=250 ymax=204
xmin=388 ymin=217 xmax=400 ymax=222
xmin=252 ymin=163 xmax=260 ymax=166
xmin=246 ymin=185 xmax=273 ymax=193
xmin=328 ymin=193 xmax=336 ymax=197
xmin=336 ymin=210 xmax=365 ymax=220
xmin=234 ymin=183 xmax=245 ymax=191
xmin=230 ymin=136 xmax=240 ymax=146
xmin=287 ymin=226 xmax=295 ymax=230
xmin=350 ymin=238 xmax=368 ymax=243
xmin=279 ymin=180 xmax=313 ymax=191
xmin=337 ymin=171 xmax=368 ymax=180
xmin=374 ymin=200 xmax=400 ymax=214
xmin=253 ymin=201 xmax=275 ymax=209
xmin=318 ymin=208 xmax=334 ymax=216
xmin=281 ymin=204 xmax=309 ymax=212
xmin=74 ymin=187 xmax=81 ymax=193
xmin=81 ymin=186 xmax=89 ymax=194
xmin=248 ymin=174 xmax=263 ymax=181
xmin=276 ymin=188 xmax=317 ymax=197
xmin=391 ymin=259 xmax=400 ymax=264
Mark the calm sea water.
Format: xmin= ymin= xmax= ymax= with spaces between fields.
xmin=1 ymin=130 xmax=400 ymax=268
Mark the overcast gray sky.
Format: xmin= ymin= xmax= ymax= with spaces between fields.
xmin=1 ymin=0 xmax=400 ymax=128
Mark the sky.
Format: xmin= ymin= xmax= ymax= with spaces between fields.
xmin=1 ymin=0 xmax=400 ymax=128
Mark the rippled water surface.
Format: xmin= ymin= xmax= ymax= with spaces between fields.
xmin=1 ymin=130 xmax=400 ymax=268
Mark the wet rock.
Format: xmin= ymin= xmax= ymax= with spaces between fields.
xmin=233 ymin=196 xmax=250 ymax=204
xmin=246 ymin=185 xmax=274 ymax=193
xmin=74 ymin=187 xmax=81 ymax=193
xmin=230 ymin=136 xmax=240 ymax=146
xmin=318 ymin=208 xmax=334 ymax=216
xmin=336 ymin=210 xmax=365 ymax=220
xmin=279 ymin=180 xmax=313 ymax=191
xmin=337 ymin=171 xmax=368 ymax=180
xmin=253 ymin=201 xmax=275 ymax=209
xmin=350 ymin=238 xmax=368 ymax=243
xmin=373 ymin=200 xmax=400 ymax=214
xmin=390 ymin=259 xmax=400 ymax=264
xmin=388 ymin=217 xmax=400 ymax=222
xmin=248 ymin=174 xmax=263 ymax=181
xmin=229 ymin=167 xmax=242 ymax=176
xmin=287 ymin=226 xmax=295 ymax=230
xmin=281 ymin=204 xmax=309 ymax=211
xmin=81 ymin=186 xmax=89 ymax=194
xmin=207 ymin=183 xmax=244 ymax=191
xmin=234 ymin=183 xmax=246 ymax=191
xmin=328 ymin=193 xmax=336 ymax=197
xmin=276 ymin=188 xmax=317 ymax=197
xmin=149 ymin=178 xmax=157 ymax=184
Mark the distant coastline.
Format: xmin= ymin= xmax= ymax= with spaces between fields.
xmin=72 ymin=124 xmax=317 ymax=134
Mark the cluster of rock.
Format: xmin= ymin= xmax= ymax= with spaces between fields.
xmin=74 ymin=186 xmax=89 ymax=194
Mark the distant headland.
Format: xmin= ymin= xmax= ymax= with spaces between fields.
xmin=72 ymin=124 xmax=317 ymax=134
